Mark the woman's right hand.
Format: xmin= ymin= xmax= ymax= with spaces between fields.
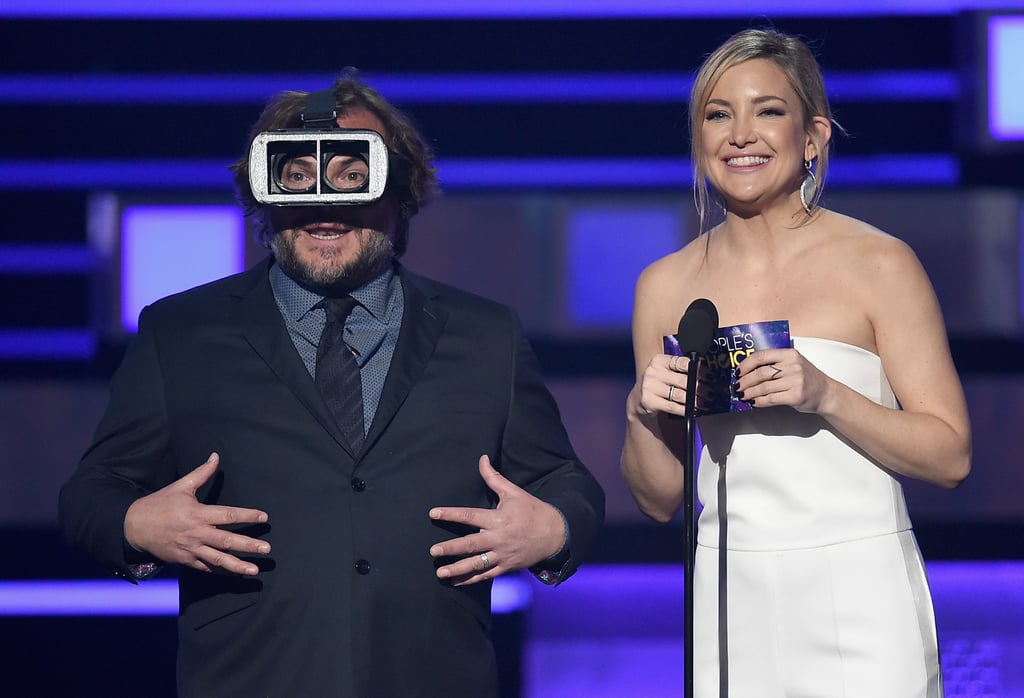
xmin=624 ymin=352 xmax=697 ymax=521
xmin=636 ymin=353 xmax=694 ymax=419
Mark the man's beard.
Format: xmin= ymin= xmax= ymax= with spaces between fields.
xmin=271 ymin=228 xmax=395 ymax=295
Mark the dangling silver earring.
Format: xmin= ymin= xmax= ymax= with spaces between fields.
xmin=800 ymin=160 xmax=817 ymax=214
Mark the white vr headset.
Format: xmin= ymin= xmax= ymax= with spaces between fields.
xmin=247 ymin=87 xmax=407 ymax=206
xmin=248 ymin=129 xmax=392 ymax=205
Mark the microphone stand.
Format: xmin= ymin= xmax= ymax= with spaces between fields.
xmin=682 ymin=351 xmax=701 ymax=698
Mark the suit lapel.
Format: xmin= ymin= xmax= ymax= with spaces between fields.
xmin=232 ymin=261 xmax=357 ymax=458
xmin=363 ymin=268 xmax=447 ymax=452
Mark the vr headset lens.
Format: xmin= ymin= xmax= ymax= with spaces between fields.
xmin=323 ymin=145 xmax=371 ymax=193
xmin=274 ymin=151 xmax=316 ymax=193
xmin=250 ymin=130 xmax=389 ymax=205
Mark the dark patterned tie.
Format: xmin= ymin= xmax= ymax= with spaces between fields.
xmin=315 ymin=296 xmax=364 ymax=452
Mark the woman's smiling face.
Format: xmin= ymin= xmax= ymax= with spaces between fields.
xmin=700 ymin=58 xmax=818 ymax=216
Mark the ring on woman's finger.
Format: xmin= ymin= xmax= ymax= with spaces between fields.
xmin=770 ymin=364 xmax=783 ymax=380
xmin=667 ymin=386 xmax=675 ymax=403
xmin=671 ymin=356 xmax=681 ymax=372
xmin=480 ymin=553 xmax=491 ymax=570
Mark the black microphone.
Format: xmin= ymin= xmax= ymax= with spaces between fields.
xmin=675 ymin=297 xmax=718 ymax=698
xmin=676 ymin=298 xmax=719 ymax=356
xmin=671 ymin=298 xmax=719 ymax=419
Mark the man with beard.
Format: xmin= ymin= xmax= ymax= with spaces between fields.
xmin=59 ymin=70 xmax=605 ymax=697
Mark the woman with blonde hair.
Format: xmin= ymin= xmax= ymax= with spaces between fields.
xmin=622 ymin=29 xmax=970 ymax=697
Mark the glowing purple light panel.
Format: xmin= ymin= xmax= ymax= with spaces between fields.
xmin=0 ymin=70 xmax=957 ymax=104
xmin=121 ymin=206 xmax=245 ymax=332
xmin=0 ymin=156 xmax=960 ymax=191
xmin=0 ymin=580 xmax=178 ymax=616
xmin=989 ymin=16 xmax=1024 ymax=140
xmin=0 ymin=576 xmax=530 ymax=615
xmin=567 ymin=207 xmax=682 ymax=326
xmin=0 ymin=329 xmax=96 ymax=359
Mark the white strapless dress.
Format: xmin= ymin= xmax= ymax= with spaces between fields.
xmin=693 ymin=337 xmax=942 ymax=698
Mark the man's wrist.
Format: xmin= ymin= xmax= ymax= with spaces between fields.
xmin=530 ymin=507 xmax=571 ymax=585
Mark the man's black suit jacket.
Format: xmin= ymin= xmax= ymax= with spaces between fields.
xmin=60 ymin=260 xmax=605 ymax=697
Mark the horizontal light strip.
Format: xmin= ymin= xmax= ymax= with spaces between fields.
xmin=0 ymin=71 xmax=958 ymax=104
xmin=825 ymin=71 xmax=958 ymax=101
xmin=825 ymin=154 xmax=960 ymax=185
xmin=0 ymin=575 xmax=533 ymax=616
xmin=0 ymin=0 xmax=1017 ymax=18
xmin=442 ymin=156 xmax=961 ymax=187
xmin=0 ymin=155 xmax=960 ymax=191
xmin=445 ymin=158 xmax=694 ymax=188
xmin=0 ymin=159 xmax=237 ymax=188
xmin=0 ymin=329 xmax=97 ymax=359
xmin=0 ymin=244 xmax=95 ymax=273
xmin=3 ymin=560 xmax=1022 ymax=616
xmin=0 ymin=580 xmax=176 ymax=616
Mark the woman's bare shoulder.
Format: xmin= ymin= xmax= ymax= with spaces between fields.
xmin=637 ymin=235 xmax=709 ymax=292
xmin=633 ymin=236 xmax=712 ymax=342
xmin=819 ymin=210 xmax=919 ymax=268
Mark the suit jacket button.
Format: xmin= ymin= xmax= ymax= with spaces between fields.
xmin=351 ymin=477 xmax=366 ymax=492
xmin=355 ymin=559 xmax=371 ymax=575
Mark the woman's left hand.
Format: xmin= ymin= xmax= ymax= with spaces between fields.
xmin=734 ymin=348 xmax=832 ymax=414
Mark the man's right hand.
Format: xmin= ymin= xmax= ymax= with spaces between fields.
xmin=124 ymin=452 xmax=270 ymax=576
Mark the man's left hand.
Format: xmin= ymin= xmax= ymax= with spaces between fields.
xmin=428 ymin=455 xmax=566 ymax=586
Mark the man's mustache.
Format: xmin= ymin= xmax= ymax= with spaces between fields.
xmin=269 ymin=206 xmax=371 ymax=230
